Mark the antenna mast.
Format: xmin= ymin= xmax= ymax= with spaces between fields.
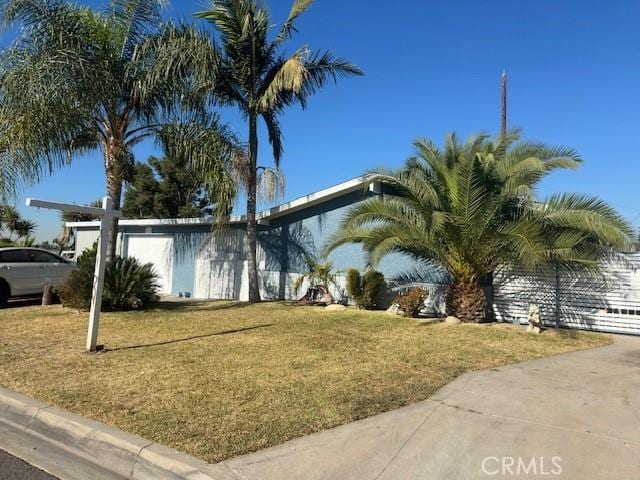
xmin=501 ymin=70 xmax=507 ymax=137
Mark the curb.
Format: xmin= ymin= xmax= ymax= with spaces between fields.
xmin=0 ymin=387 xmax=240 ymax=480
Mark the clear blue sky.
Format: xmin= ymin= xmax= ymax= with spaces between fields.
xmin=4 ymin=0 xmax=640 ymax=242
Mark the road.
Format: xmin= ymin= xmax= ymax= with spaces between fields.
xmin=0 ymin=450 xmax=57 ymax=480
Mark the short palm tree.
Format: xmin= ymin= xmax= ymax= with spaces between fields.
xmin=293 ymin=258 xmax=339 ymax=293
xmin=146 ymin=0 xmax=362 ymax=302
xmin=325 ymin=131 xmax=633 ymax=322
xmin=293 ymin=258 xmax=339 ymax=303
xmin=0 ymin=0 xmax=239 ymax=262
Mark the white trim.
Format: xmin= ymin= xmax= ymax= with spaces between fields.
xmin=68 ymin=215 xmax=245 ymax=228
xmin=66 ymin=175 xmax=377 ymax=228
xmin=256 ymin=175 xmax=375 ymax=221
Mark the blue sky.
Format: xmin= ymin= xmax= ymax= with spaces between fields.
xmin=4 ymin=0 xmax=640 ymax=241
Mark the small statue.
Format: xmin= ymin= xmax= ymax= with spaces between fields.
xmin=527 ymin=304 xmax=543 ymax=334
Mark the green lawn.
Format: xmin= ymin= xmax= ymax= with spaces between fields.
xmin=0 ymin=301 xmax=610 ymax=463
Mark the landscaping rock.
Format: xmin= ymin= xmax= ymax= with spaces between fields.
xmin=325 ymin=304 xmax=347 ymax=311
xmin=445 ymin=316 xmax=461 ymax=325
xmin=386 ymin=303 xmax=404 ymax=316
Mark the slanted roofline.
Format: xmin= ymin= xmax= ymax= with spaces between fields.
xmin=65 ymin=175 xmax=380 ymax=228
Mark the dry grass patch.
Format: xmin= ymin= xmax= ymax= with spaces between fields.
xmin=0 ymin=301 xmax=610 ymax=462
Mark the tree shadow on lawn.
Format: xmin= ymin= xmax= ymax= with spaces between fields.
xmin=150 ymin=300 xmax=253 ymax=313
xmin=105 ymin=324 xmax=274 ymax=352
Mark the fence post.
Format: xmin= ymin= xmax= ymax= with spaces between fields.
xmin=554 ymin=262 xmax=561 ymax=328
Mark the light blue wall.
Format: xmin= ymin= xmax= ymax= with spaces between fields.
xmin=76 ymin=186 xmax=436 ymax=299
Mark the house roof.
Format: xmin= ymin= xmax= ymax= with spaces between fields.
xmin=65 ymin=175 xmax=379 ymax=228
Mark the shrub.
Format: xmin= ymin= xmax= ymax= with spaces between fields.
xmin=60 ymin=245 xmax=159 ymax=311
xmin=347 ymin=269 xmax=385 ymax=309
xmin=393 ymin=288 xmax=428 ymax=317
xmin=345 ymin=268 xmax=362 ymax=301
xmin=361 ymin=270 xmax=385 ymax=309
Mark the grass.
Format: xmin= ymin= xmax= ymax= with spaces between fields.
xmin=0 ymin=301 xmax=611 ymax=463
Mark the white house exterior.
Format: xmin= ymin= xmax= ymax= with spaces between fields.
xmin=67 ymin=176 xmax=416 ymax=301
xmin=67 ymin=176 xmax=640 ymax=335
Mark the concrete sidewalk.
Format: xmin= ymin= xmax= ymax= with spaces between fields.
xmin=220 ymin=335 xmax=640 ymax=479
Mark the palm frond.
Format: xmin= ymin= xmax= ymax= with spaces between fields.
xmin=324 ymin=131 xmax=633 ymax=284
xmin=109 ymin=0 xmax=166 ymax=60
xmin=273 ymin=0 xmax=313 ymax=45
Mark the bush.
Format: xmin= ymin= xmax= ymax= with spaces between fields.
xmin=361 ymin=270 xmax=385 ymax=309
xmin=347 ymin=269 xmax=385 ymax=309
xmin=60 ymin=245 xmax=159 ymax=311
xmin=393 ymin=288 xmax=428 ymax=317
xmin=345 ymin=268 xmax=362 ymax=301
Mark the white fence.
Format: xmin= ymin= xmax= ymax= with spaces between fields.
xmin=494 ymin=254 xmax=640 ymax=335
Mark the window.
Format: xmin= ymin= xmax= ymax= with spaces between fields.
xmin=0 ymin=250 xmax=28 ymax=262
xmin=26 ymin=250 xmax=63 ymax=263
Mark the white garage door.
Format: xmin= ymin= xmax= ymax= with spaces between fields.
xmin=126 ymin=235 xmax=174 ymax=295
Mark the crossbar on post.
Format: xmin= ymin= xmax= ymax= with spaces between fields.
xmin=26 ymin=196 xmax=121 ymax=351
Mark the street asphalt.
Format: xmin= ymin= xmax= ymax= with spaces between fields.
xmin=0 ymin=450 xmax=57 ymax=480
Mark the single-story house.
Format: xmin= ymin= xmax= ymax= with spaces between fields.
xmin=67 ymin=175 xmax=424 ymax=302
xmin=67 ymin=175 xmax=640 ymax=335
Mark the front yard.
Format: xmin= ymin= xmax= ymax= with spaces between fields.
xmin=0 ymin=301 xmax=610 ymax=463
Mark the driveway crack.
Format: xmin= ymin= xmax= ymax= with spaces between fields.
xmin=373 ymin=402 xmax=443 ymax=480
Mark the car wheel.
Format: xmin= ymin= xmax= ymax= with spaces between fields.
xmin=0 ymin=281 xmax=9 ymax=308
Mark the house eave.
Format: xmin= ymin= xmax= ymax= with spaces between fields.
xmin=65 ymin=174 xmax=378 ymax=229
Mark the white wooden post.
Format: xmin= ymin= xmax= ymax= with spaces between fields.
xmin=26 ymin=196 xmax=121 ymax=352
xmin=86 ymin=197 xmax=114 ymax=351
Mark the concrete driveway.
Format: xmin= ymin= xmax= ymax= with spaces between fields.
xmin=220 ymin=335 xmax=640 ymax=480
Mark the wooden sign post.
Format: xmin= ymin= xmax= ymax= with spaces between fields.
xmin=26 ymin=196 xmax=121 ymax=352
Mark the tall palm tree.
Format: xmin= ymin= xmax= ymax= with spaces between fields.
xmin=146 ymin=0 xmax=362 ymax=302
xmin=325 ymin=131 xmax=633 ymax=322
xmin=0 ymin=0 xmax=239 ymax=262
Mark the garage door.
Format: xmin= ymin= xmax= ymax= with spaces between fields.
xmin=126 ymin=235 xmax=174 ymax=295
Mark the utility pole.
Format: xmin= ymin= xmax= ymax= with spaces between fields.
xmin=501 ymin=69 xmax=507 ymax=137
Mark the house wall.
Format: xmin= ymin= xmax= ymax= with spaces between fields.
xmin=75 ymin=228 xmax=100 ymax=257
xmin=72 ymin=186 xmax=418 ymax=301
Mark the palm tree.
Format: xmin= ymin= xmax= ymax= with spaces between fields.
xmin=0 ymin=0 xmax=239 ymax=262
xmin=293 ymin=258 xmax=339 ymax=300
xmin=56 ymin=199 xmax=103 ymax=253
xmin=325 ymin=131 xmax=633 ymax=322
xmin=146 ymin=0 xmax=362 ymax=302
xmin=0 ymin=204 xmax=35 ymax=245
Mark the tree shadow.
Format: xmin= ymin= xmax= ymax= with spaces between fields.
xmin=106 ymin=323 xmax=274 ymax=352
xmin=150 ymin=300 xmax=251 ymax=313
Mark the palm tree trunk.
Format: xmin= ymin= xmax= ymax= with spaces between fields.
xmin=446 ymin=277 xmax=487 ymax=323
xmin=104 ymin=145 xmax=123 ymax=264
xmin=246 ymin=113 xmax=261 ymax=303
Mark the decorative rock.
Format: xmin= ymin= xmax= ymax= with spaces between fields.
xmin=386 ymin=303 xmax=404 ymax=316
xmin=445 ymin=316 xmax=461 ymax=324
xmin=325 ymin=304 xmax=347 ymax=311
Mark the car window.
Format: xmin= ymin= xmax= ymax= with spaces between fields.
xmin=0 ymin=250 xmax=28 ymax=262
xmin=26 ymin=250 xmax=62 ymax=263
